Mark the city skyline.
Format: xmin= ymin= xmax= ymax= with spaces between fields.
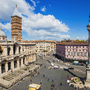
xmin=0 ymin=0 xmax=90 ymax=41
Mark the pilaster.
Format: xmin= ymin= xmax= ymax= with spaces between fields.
xmin=21 ymin=58 xmax=23 ymax=67
xmin=5 ymin=62 xmax=8 ymax=72
xmin=25 ymin=57 xmax=27 ymax=64
xmin=17 ymin=59 xmax=19 ymax=68
xmin=11 ymin=60 xmax=14 ymax=69
xmin=0 ymin=64 xmax=1 ymax=74
xmin=10 ymin=46 xmax=13 ymax=55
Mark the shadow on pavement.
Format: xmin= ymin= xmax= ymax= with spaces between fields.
xmin=64 ymin=68 xmax=86 ymax=84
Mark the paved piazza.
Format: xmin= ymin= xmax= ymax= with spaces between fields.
xmin=0 ymin=55 xmax=89 ymax=90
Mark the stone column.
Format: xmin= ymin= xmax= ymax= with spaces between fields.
xmin=11 ymin=61 xmax=14 ymax=69
xmin=17 ymin=59 xmax=19 ymax=68
xmin=25 ymin=57 xmax=27 ymax=64
xmin=86 ymin=17 xmax=90 ymax=82
xmin=0 ymin=64 xmax=1 ymax=74
xmin=10 ymin=46 xmax=13 ymax=55
xmin=21 ymin=58 xmax=23 ymax=67
xmin=34 ymin=54 xmax=36 ymax=61
xmin=3 ymin=46 xmax=7 ymax=56
xmin=21 ymin=46 xmax=22 ymax=53
xmin=5 ymin=62 xmax=8 ymax=72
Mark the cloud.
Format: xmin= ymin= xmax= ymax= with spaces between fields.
xmin=77 ymin=37 xmax=80 ymax=39
xmin=49 ymin=4 xmax=51 ymax=7
xmin=0 ymin=0 xmax=70 ymax=41
xmin=0 ymin=0 xmax=35 ymax=21
xmin=41 ymin=6 xmax=46 ymax=12
xmin=77 ymin=37 xmax=87 ymax=40
xmin=0 ymin=22 xmax=11 ymax=31
xmin=30 ymin=0 xmax=36 ymax=7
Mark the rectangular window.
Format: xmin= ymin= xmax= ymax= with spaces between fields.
xmin=77 ymin=53 xmax=79 ymax=56
xmin=74 ymin=52 xmax=76 ymax=55
xmin=81 ymin=52 xmax=83 ymax=56
xmin=84 ymin=53 xmax=86 ymax=56
xmin=71 ymin=52 xmax=73 ymax=55
xmin=68 ymin=52 xmax=70 ymax=55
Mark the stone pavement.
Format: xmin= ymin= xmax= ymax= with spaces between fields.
xmin=8 ymin=56 xmax=76 ymax=90
xmin=0 ymin=55 xmax=90 ymax=90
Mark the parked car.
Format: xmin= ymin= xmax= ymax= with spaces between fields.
xmin=53 ymin=60 xmax=55 ymax=62
xmin=51 ymin=63 xmax=54 ymax=66
xmin=79 ymin=63 xmax=84 ymax=66
xmin=68 ymin=67 xmax=74 ymax=70
xmin=54 ymin=65 xmax=59 ymax=69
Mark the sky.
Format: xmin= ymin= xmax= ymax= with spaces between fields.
xmin=0 ymin=0 xmax=90 ymax=41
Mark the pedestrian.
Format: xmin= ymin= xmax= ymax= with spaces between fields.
xmin=30 ymin=80 xmax=32 ymax=82
xmin=51 ymin=86 xmax=53 ymax=90
xmin=23 ymin=78 xmax=25 ymax=81
xmin=60 ymin=83 xmax=62 ymax=86
xmin=40 ymin=81 xmax=42 ymax=84
xmin=18 ymin=83 xmax=19 ymax=86
xmin=52 ymin=79 xmax=54 ymax=82
xmin=43 ymin=74 xmax=45 ymax=77
xmin=48 ymin=78 xmax=49 ymax=81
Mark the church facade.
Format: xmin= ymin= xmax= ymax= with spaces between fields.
xmin=0 ymin=5 xmax=36 ymax=76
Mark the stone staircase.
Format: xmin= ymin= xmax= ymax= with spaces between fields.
xmin=0 ymin=64 xmax=40 ymax=89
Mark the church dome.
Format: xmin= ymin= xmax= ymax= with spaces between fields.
xmin=0 ymin=28 xmax=6 ymax=36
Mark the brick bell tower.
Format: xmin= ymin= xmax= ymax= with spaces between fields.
xmin=11 ymin=5 xmax=22 ymax=42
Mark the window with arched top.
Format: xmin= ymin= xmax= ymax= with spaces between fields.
xmin=13 ymin=44 xmax=17 ymax=55
xmin=7 ymin=47 xmax=11 ymax=55
xmin=0 ymin=45 xmax=3 ymax=55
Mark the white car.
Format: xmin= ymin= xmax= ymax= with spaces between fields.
xmin=54 ymin=65 xmax=59 ymax=69
xmin=51 ymin=63 xmax=54 ymax=66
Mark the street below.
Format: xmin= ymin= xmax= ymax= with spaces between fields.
xmin=6 ymin=55 xmax=88 ymax=90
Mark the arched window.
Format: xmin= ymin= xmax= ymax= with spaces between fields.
xmin=13 ymin=44 xmax=16 ymax=55
xmin=0 ymin=45 xmax=3 ymax=55
xmin=7 ymin=47 xmax=11 ymax=55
